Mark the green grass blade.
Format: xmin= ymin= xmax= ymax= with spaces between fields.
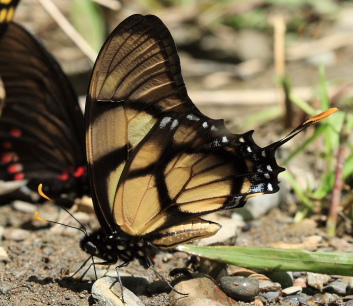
xmin=71 ymin=0 xmax=105 ymax=52
xmin=178 ymin=245 xmax=353 ymax=276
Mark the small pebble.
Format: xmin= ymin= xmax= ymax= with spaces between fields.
xmin=4 ymin=228 xmax=30 ymax=241
xmin=282 ymin=286 xmax=302 ymax=295
xmin=323 ymin=279 xmax=347 ymax=295
xmin=258 ymin=279 xmax=281 ymax=292
xmin=220 ymin=275 xmax=259 ymax=300
xmin=12 ymin=200 xmax=37 ymax=213
xmin=260 ymin=291 xmax=279 ymax=300
xmin=284 ymin=294 xmax=311 ymax=303
xmin=306 ymin=273 xmax=330 ymax=290
xmin=310 ymin=293 xmax=338 ymax=304
xmin=293 ymin=277 xmax=306 ymax=288
xmin=92 ymin=276 xmax=144 ymax=306
xmin=0 ymin=246 xmax=9 ymax=261
xmin=293 ymin=272 xmax=302 ymax=278
xmin=268 ymin=271 xmax=293 ymax=288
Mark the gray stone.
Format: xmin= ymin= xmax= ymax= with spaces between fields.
xmin=268 ymin=271 xmax=293 ymax=288
xmin=284 ymin=294 xmax=311 ymax=303
xmin=220 ymin=276 xmax=259 ymax=301
xmin=260 ymin=291 xmax=279 ymax=300
xmin=323 ymin=279 xmax=347 ymax=295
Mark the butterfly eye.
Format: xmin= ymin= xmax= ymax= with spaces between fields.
xmin=84 ymin=241 xmax=98 ymax=255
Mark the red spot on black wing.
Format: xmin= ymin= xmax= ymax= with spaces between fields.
xmin=10 ymin=128 xmax=21 ymax=137
xmin=74 ymin=166 xmax=85 ymax=178
xmin=14 ymin=173 xmax=24 ymax=180
xmin=57 ymin=172 xmax=70 ymax=180
xmin=1 ymin=152 xmax=18 ymax=163
xmin=8 ymin=163 xmax=23 ymax=173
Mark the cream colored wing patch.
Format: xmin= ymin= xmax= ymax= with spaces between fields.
xmin=152 ymin=217 xmax=221 ymax=249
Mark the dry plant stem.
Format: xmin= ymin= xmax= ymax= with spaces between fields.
xmin=37 ymin=0 xmax=97 ymax=63
xmin=91 ymin=0 xmax=121 ymax=10
xmin=270 ymin=15 xmax=293 ymax=128
xmin=326 ymin=114 xmax=347 ymax=236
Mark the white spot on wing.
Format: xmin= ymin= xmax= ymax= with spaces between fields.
xmin=239 ymin=137 xmax=245 ymax=143
xmin=160 ymin=117 xmax=172 ymax=129
xmin=250 ymin=183 xmax=265 ymax=193
xmin=202 ymin=122 xmax=208 ymax=128
xmin=211 ymin=125 xmax=218 ymax=131
xmin=187 ymin=114 xmax=200 ymax=121
xmin=170 ymin=119 xmax=179 ymax=130
xmin=262 ymin=151 xmax=266 ymax=157
xmin=264 ymin=173 xmax=270 ymax=179
xmin=222 ymin=136 xmax=229 ymax=143
xmin=267 ymin=165 xmax=273 ymax=171
xmin=267 ymin=183 xmax=273 ymax=191
xmin=247 ymin=146 xmax=252 ymax=152
xmin=212 ymin=139 xmax=221 ymax=147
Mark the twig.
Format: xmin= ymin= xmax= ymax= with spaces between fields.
xmin=326 ymin=113 xmax=348 ymax=237
xmin=287 ymin=31 xmax=353 ymax=61
xmin=37 ymin=0 xmax=97 ymax=63
xmin=91 ymin=0 xmax=121 ymax=10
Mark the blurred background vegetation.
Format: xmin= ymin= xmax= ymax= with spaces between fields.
xmin=12 ymin=0 xmax=353 ymax=235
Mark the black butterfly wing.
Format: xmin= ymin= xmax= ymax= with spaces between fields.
xmin=0 ymin=22 xmax=86 ymax=196
xmin=86 ymin=14 xmax=336 ymax=247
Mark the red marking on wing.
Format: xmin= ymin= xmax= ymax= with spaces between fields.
xmin=10 ymin=128 xmax=22 ymax=137
xmin=14 ymin=173 xmax=25 ymax=180
xmin=8 ymin=163 xmax=23 ymax=173
xmin=57 ymin=172 xmax=70 ymax=180
xmin=74 ymin=166 xmax=85 ymax=178
xmin=1 ymin=152 xmax=19 ymax=163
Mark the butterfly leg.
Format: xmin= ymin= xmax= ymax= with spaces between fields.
xmin=110 ymin=261 xmax=130 ymax=304
xmin=145 ymin=255 xmax=188 ymax=296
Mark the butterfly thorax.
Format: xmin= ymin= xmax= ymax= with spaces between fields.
xmin=80 ymin=228 xmax=154 ymax=267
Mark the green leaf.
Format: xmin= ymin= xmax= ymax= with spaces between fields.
xmin=178 ymin=245 xmax=353 ymax=276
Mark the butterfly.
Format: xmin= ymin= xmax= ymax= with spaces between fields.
xmin=80 ymin=14 xmax=337 ymax=268
xmin=0 ymin=6 xmax=87 ymax=200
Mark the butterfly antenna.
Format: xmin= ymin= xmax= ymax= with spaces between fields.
xmin=269 ymin=108 xmax=338 ymax=150
xmin=36 ymin=184 xmax=88 ymax=236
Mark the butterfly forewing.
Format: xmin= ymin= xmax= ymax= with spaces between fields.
xmin=86 ymin=14 xmax=195 ymax=232
xmin=0 ymin=23 xmax=85 ymax=193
